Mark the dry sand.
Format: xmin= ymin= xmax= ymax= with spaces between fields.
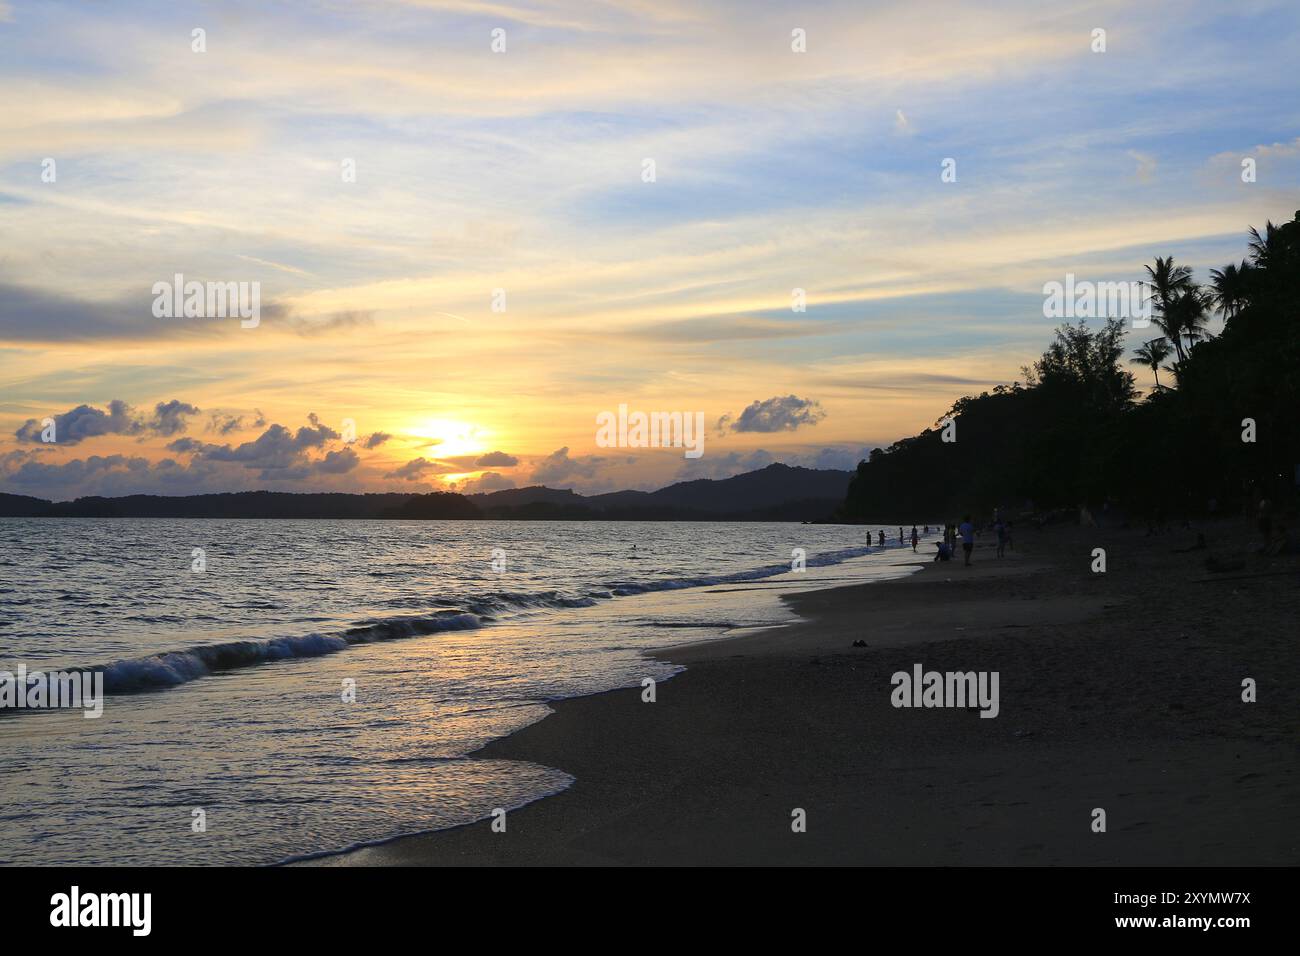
xmin=301 ymin=522 xmax=1298 ymax=866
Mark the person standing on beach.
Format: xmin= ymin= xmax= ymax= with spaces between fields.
xmin=898 ymin=526 xmax=904 ymax=545
xmin=959 ymin=515 xmax=975 ymax=566
xmin=910 ymin=525 xmax=919 ymax=552
xmin=878 ymin=529 xmax=885 ymax=548
xmin=1258 ymin=498 xmax=1274 ymax=549
xmin=995 ymin=518 xmax=1007 ymax=558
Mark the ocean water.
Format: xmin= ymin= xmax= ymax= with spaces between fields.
xmin=0 ymin=518 xmax=928 ymax=865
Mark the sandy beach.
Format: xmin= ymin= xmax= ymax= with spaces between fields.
xmin=301 ymin=522 xmax=1298 ymax=866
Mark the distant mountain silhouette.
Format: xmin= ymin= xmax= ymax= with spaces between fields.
xmin=466 ymin=486 xmax=587 ymax=510
xmin=15 ymin=491 xmax=475 ymax=520
xmin=596 ymin=463 xmax=851 ymax=513
xmin=471 ymin=463 xmax=852 ymax=519
xmin=1 ymin=463 xmax=853 ymax=521
xmin=0 ymin=493 xmax=50 ymax=516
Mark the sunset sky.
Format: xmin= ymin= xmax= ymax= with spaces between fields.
xmin=1 ymin=0 xmax=1297 ymax=500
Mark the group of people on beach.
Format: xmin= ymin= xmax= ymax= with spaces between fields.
xmin=930 ymin=514 xmax=1012 ymax=566
xmin=871 ymin=513 xmax=1016 ymax=567
xmin=874 ymin=525 xmax=925 ymax=553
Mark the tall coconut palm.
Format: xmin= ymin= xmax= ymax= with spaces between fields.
xmin=1171 ymin=288 xmax=1210 ymax=350
xmin=1130 ymin=337 xmax=1173 ymax=391
xmin=1248 ymin=221 xmax=1281 ymax=270
xmin=1143 ymin=256 xmax=1196 ymax=361
xmin=1208 ymin=260 xmax=1252 ymax=322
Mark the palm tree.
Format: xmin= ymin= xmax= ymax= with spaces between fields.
xmin=1143 ymin=256 xmax=1196 ymax=361
xmin=1208 ymin=260 xmax=1252 ymax=322
xmin=1248 ymin=221 xmax=1281 ymax=270
xmin=1130 ymin=337 xmax=1173 ymax=390
xmin=1172 ymin=288 xmax=1210 ymax=350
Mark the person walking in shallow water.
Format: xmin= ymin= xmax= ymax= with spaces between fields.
xmin=959 ymin=515 xmax=975 ymax=566
xmin=910 ymin=525 xmax=919 ymax=552
xmin=877 ymin=529 xmax=885 ymax=548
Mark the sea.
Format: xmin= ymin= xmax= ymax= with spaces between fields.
xmin=0 ymin=518 xmax=930 ymax=865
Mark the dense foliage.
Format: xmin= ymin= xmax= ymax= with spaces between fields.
xmin=841 ymin=212 xmax=1300 ymax=522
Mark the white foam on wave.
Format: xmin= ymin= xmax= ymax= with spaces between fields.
xmin=99 ymin=612 xmax=480 ymax=693
xmin=79 ymin=545 xmax=879 ymax=697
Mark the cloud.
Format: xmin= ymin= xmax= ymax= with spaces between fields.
xmin=804 ymin=445 xmax=870 ymax=471
xmin=1204 ymin=137 xmax=1300 ymax=183
xmin=1129 ymin=150 xmax=1158 ymax=183
xmin=475 ymin=450 xmax=519 ymax=467
xmin=531 ymin=446 xmax=604 ymax=485
xmin=16 ymin=400 xmax=139 ymax=444
xmin=0 ymin=281 xmax=289 ymax=343
xmin=147 ymin=400 xmax=200 ymax=436
xmin=316 ymin=447 xmax=360 ymax=474
xmin=893 ymin=109 xmax=914 ymax=135
xmin=3 ymin=412 xmax=368 ymax=499
xmin=233 ymin=253 xmax=315 ymax=278
xmin=718 ymin=395 xmax=826 ymax=433
xmin=207 ymin=410 xmax=267 ymax=434
xmin=0 ymin=450 xmax=217 ymax=499
xmin=6 ymin=452 xmax=150 ymax=484
xmin=363 ymin=432 xmax=392 ymax=449
xmin=284 ymin=309 xmax=376 ymax=337
xmin=14 ymin=399 xmax=199 ymax=445
xmin=1254 ymin=138 xmax=1300 ymax=159
xmin=302 ymin=413 xmax=340 ymax=445
xmin=672 ymin=445 xmax=865 ymax=480
xmin=454 ymin=471 xmax=516 ymax=493
xmin=383 ymin=456 xmax=441 ymax=480
xmin=167 ymin=415 xmax=351 ymax=480
xmin=675 ymin=448 xmax=775 ymax=479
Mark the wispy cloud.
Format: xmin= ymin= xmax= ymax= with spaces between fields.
xmin=1 ymin=0 xmax=1297 ymax=496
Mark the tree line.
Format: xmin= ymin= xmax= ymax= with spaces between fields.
xmin=841 ymin=211 xmax=1300 ymax=523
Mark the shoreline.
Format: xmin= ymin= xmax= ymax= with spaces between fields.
xmin=298 ymin=522 xmax=1298 ymax=866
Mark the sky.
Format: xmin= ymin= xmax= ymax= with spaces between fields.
xmin=1 ymin=0 xmax=1298 ymax=500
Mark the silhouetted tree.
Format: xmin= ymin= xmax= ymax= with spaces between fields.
xmin=841 ymin=212 xmax=1300 ymax=522
xmin=1209 ymin=260 xmax=1252 ymax=323
xmin=1144 ymin=255 xmax=1197 ymax=361
xmin=1131 ymin=337 xmax=1173 ymax=390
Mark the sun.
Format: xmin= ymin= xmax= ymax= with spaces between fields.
xmin=407 ymin=418 xmax=487 ymax=458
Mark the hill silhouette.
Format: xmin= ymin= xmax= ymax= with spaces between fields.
xmin=1 ymin=463 xmax=852 ymax=521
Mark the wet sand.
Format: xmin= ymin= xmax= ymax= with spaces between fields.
xmin=301 ymin=522 xmax=1299 ymax=866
